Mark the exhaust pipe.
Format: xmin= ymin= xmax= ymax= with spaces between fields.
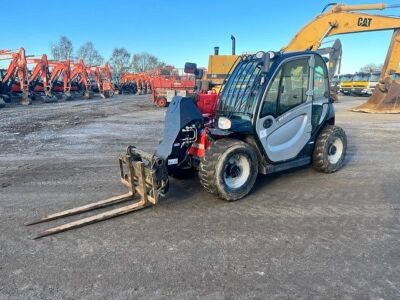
xmin=231 ymin=35 xmax=236 ymax=55
xmin=214 ymin=47 xmax=219 ymax=55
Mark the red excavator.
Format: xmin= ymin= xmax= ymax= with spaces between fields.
xmin=27 ymin=54 xmax=58 ymax=103
xmin=48 ymin=60 xmax=74 ymax=100
xmin=119 ymin=73 xmax=152 ymax=95
xmin=86 ymin=63 xmax=114 ymax=98
xmin=70 ymin=59 xmax=93 ymax=99
xmin=0 ymin=48 xmax=31 ymax=105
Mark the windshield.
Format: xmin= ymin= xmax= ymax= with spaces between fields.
xmin=370 ymin=73 xmax=380 ymax=82
xmin=353 ymin=74 xmax=369 ymax=82
xmin=217 ymin=57 xmax=263 ymax=119
xmin=391 ymin=73 xmax=400 ymax=80
xmin=341 ymin=75 xmax=353 ymax=82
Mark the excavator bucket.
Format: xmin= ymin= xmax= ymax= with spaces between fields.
xmin=26 ymin=146 xmax=169 ymax=239
xmin=0 ymin=96 xmax=5 ymax=108
xmin=353 ymin=80 xmax=400 ymax=113
xmin=19 ymin=92 xmax=32 ymax=106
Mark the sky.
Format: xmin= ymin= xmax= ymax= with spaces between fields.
xmin=2 ymin=0 xmax=400 ymax=73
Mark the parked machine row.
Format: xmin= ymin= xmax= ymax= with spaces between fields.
xmin=332 ymin=72 xmax=381 ymax=96
xmin=119 ymin=72 xmax=196 ymax=107
xmin=0 ymin=48 xmax=116 ymax=108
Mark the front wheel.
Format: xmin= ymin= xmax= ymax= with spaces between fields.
xmin=199 ymin=139 xmax=259 ymax=201
xmin=312 ymin=125 xmax=347 ymax=173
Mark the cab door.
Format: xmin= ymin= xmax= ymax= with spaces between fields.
xmin=256 ymin=55 xmax=314 ymax=162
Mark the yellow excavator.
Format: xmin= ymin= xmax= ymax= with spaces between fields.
xmin=282 ymin=2 xmax=400 ymax=113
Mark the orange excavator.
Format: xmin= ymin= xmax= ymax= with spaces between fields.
xmin=86 ymin=63 xmax=114 ymax=98
xmin=27 ymin=54 xmax=58 ymax=103
xmin=0 ymin=48 xmax=31 ymax=105
xmin=48 ymin=60 xmax=74 ymax=100
xmin=70 ymin=59 xmax=93 ymax=99
xmin=119 ymin=73 xmax=152 ymax=95
xmin=282 ymin=2 xmax=400 ymax=113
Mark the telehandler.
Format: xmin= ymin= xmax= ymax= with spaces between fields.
xmin=28 ymin=50 xmax=347 ymax=238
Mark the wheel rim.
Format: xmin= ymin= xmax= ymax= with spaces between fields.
xmin=327 ymin=137 xmax=344 ymax=164
xmin=223 ymin=154 xmax=251 ymax=189
xmin=157 ymin=98 xmax=166 ymax=107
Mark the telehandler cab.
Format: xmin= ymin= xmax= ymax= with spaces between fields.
xmin=28 ymin=50 xmax=347 ymax=238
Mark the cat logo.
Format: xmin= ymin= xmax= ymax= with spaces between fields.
xmin=358 ymin=17 xmax=372 ymax=27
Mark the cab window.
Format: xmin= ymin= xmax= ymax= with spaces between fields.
xmin=314 ymin=55 xmax=329 ymax=99
xmin=260 ymin=57 xmax=309 ymax=117
xmin=260 ymin=69 xmax=281 ymax=117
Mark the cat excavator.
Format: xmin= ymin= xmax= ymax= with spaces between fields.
xmin=282 ymin=2 xmax=400 ymax=113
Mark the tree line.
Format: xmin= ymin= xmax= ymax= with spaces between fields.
xmin=358 ymin=63 xmax=383 ymax=73
xmin=50 ymin=36 xmax=172 ymax=79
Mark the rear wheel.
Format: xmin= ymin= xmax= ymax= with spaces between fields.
xmin=199 ymin=138 xmax=259 ymax=201
xmin=312 ymin=125 xmax=347 ymax=173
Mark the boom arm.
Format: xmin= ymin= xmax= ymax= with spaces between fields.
xmin=282 ymin=3 xmax=400 ymax=78
xmin=28 ymin=54 xmax=51 ymax=96
xmin=0 ymin=48 xmax=30 ymax=99
xmin=70 ymin=59 xmax=90 ymax=90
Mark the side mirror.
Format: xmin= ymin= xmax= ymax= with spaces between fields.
xmin=184 ymin=62 xmax=197 ymax=74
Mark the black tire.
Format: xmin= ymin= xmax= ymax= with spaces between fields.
xmin=312 ymin=125 xmax=347 ymax=173
xmin=199 ymin=138 xmax=259 ymax=201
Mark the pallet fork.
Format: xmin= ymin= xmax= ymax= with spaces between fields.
xmin=26 ymin=147 xmax=168 ymax=239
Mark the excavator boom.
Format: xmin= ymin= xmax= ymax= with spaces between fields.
xmin=282 ymin=3 xmax=400 ymax=113
xmin=0 ymin=48 xmax=31 ymax=105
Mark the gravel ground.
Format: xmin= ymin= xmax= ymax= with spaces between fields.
xmin=0 ymin=94 xmax=399 ymax=299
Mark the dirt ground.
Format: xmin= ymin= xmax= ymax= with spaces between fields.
xmin=0 ymin=94 xmax=399 ymax=299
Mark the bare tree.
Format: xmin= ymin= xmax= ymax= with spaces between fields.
xmin=108 ymin=48 xmax=131 ymax=78
xmin=76 ymin=42 xmax=104 ymax=66
xmin=51 ymin=36 xmax=73 ymax=60
xmin=359 ymin=63 xmax=383 ymax=73
xmin=131 ymin=52 xmax=166 ymax=73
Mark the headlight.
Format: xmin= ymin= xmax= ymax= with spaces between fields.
xmin=218 ymin=117 xmax=232 ymax=130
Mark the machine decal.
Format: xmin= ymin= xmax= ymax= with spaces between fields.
xmin=259 ymin=129 xmax=267 ymax=139
xmin=357 ymin=17 xmax=372 ymax=27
